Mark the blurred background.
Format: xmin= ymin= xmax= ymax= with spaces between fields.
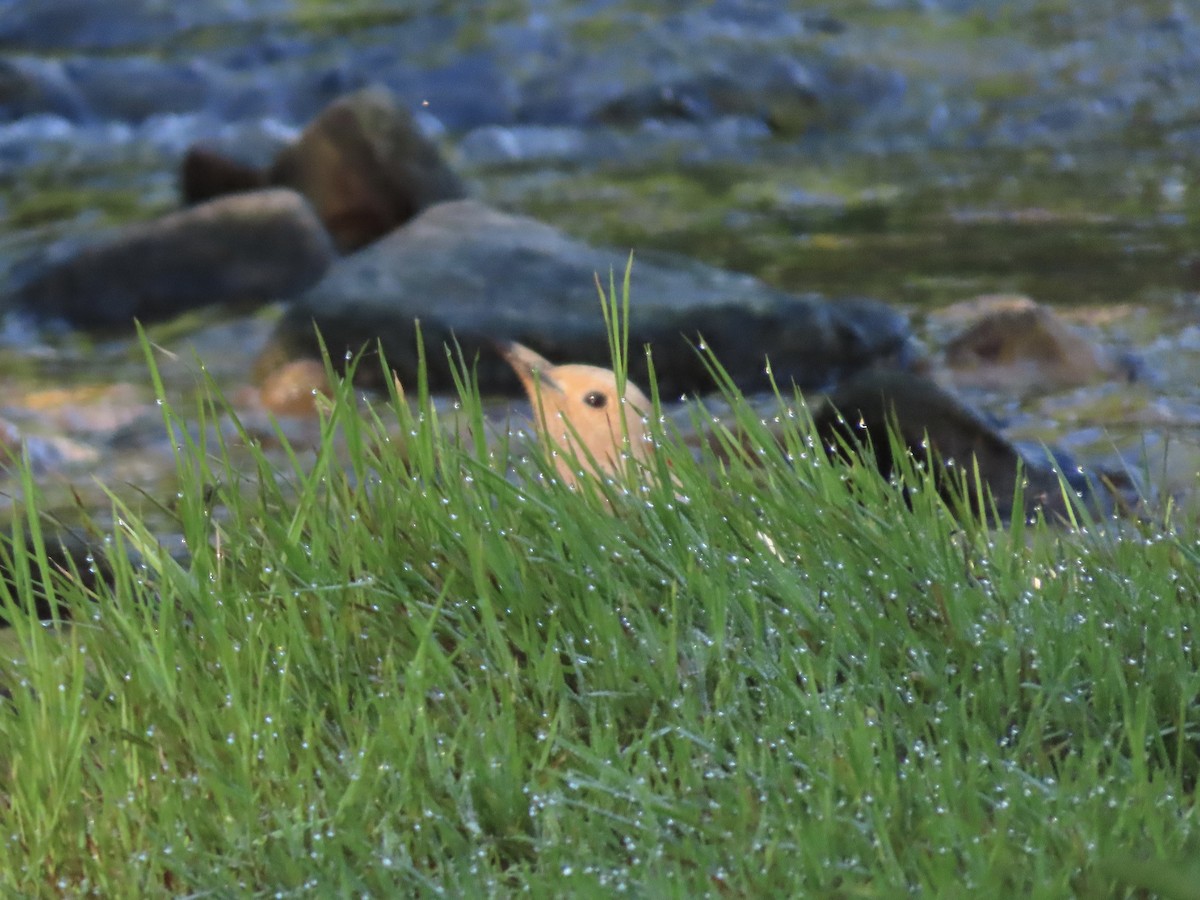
xmin=0 ymin=0 xmax=1198 ymax=523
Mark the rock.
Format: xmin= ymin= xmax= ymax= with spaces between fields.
xmin=812 ymin=369 xmax=1110 ymax=523
xmin=5 ymin=189 xmax=335 ymax=328
xmin=0 ymin=524 xmax=191 ymax=625
xmin=268 ymin=199 xmax=912 ymax=397
xmin=181 ymin=146 xmax=269 ymax=205
xmin=180 ymin=87 xmax=468 ymax=252
xmin=0 ymin=527 xmax=108 ymax=623
xmin=266 ymin=87 xmax=467 ymax=252
xmin=939 ymin=295 xmax=1133 ymax=394
xmin=258 ymin=359 xmax=331 ymax=417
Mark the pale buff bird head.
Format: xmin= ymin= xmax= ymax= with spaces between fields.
xmin=497 ymin=340 xmax=653 ymax=485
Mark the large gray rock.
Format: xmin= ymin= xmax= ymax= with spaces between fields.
xmin=5 ymin=188 xmax=335 ymax=328
xmin=271 ymin=199 xmax=912 ymax=397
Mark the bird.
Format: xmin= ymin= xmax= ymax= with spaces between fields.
xmin=496 ymin=340 xmax=655 ymax=486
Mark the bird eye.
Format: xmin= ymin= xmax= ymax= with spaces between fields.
xmin=582 ymin=391 xmax=608 ymax=409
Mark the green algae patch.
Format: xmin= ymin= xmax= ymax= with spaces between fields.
xmin=6 ymin=185 xmax=159 ymax=231
xmin=489 ymin=146 xmax=1200 ymax=310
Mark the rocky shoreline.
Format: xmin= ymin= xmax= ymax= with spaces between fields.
xmin=0 ymin=0 xmax=1197 ymax=523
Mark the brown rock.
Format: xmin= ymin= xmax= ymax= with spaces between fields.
xmin=940 ymin=295 xmax=1126 ymax=394
xmin=267 ymin=86 xmax=466 ymax=252
xmin=258 ymin=358 xmax=331 ymax=417
xmin=180 ymin=146 xmax=268 ymax=205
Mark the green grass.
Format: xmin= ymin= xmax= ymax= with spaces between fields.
xmin=0 ymin=305 xmax=1195 ymax=897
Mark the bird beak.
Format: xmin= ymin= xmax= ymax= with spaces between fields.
xmin=495 ymin=340 xmax=561 ymax=394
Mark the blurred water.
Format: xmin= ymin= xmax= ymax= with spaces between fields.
xmin=1 ymin=0 xmax=1199 ymax=522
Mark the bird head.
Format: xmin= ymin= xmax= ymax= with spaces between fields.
xmin=497 ymin=340 xmax=653 ymax=484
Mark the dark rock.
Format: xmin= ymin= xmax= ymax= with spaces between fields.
xmin=185 ymin=87 xmax=467 ymax=253
xmin=5 ymin=189 xmax=335 ymax=328
xmin=269 ymin=199 xmax=912 ymax=397
xmin=0 ymin=527 xmax=107 ymax=622
xmin=181 ymin=146 xmax=269 ymax=205
xmin=266 ymin=87 xmax=467 ymax=252
xmin=813 ymin=369 xmax=1112 ymax=523
xmin=0 ymin=525 xmax=190 ymax=625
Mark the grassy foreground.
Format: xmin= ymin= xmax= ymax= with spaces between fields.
xmin=0 ymin=328 xmax=1196 ymax=897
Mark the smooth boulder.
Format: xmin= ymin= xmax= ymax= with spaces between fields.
xmin=269 ymin=199 xmax=913 ymax=397
xmin=939 ymin=295 xmax=1136 ymax=393
xmin=5 ymin=188 xmax=335 ymax=328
